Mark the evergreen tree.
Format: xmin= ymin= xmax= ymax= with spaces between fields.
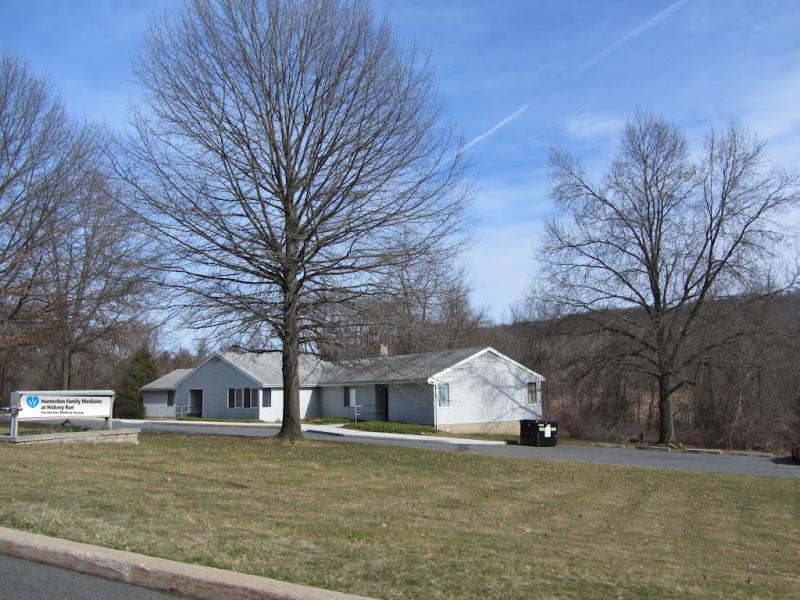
xmin=114 ymin=347 xmax=157 ymax=418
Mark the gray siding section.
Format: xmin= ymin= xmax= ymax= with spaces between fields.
xmin=388 ymin=383 xmax=434 ymax=425
xmin=434 ymin=351 xmax=543 ymax=425
xmin=142 ymin=391 xmax=174 ymax=418
xmin=176 ymin=356 xmax=260 ymax=419
xmin=320 ymin=385 xmax=350 ymax=419
xmin=319 ymin=385 xmax=380 ymax=421
xmin=354 ymin=385 xmax=377 ymax=420
xmin=321 ymin=383 xmax=432 ymax=423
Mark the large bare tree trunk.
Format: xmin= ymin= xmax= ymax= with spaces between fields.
xmin=657 ymin=375 xmax=675 ymax=444
xmin=279 ymin=275 xmax=302 ymax=441
xmin=61 ymin=346 xmax=72 ymax=390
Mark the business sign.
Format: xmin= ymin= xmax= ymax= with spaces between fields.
xmin=11 ymin=391 xmax=114 ymax=420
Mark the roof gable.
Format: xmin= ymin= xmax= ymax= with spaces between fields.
xmin=429 ymin=347 xmax=544 ymax=381
xmin=216 ymin=351 xmax=328 ymax=386
xmin=317 ymin=347 xmax=486 ymax=385
xmin=141 ymin=369 xmax=192 ymax=391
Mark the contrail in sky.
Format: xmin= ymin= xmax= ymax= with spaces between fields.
xmin=460 ymin=0 xmax=690 ymax=153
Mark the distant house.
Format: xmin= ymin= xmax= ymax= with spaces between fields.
xmin=140 ymin=347 xmax=544 ymax=433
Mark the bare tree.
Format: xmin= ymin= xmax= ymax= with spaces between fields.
xmin=0 ymin=54 xmax=95 ymax=396
xmin=318 ymin=260 xmax=487 ymax=359
xmin=39 ymin=168 xmax=162 ymax=389
xmin=117 ymin=0 xmax=470 ymax=440
xmin=539 ymin=112 xmax=799 ymax=444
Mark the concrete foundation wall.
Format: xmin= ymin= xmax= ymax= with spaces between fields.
xmin=1 ymin=428 xmax=140 ymax=445
xmin=435 ymin=421 xmax=522 ymax=435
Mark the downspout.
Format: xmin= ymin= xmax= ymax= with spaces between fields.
xmin=427 ymin=378 xmax=438 ymax=431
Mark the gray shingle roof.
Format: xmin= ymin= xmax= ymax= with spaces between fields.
xmin=218 ymin=351 xmax=328 ymax=386
xmin=142 ymin=347 xmax=492 ymax=390
xmin=317 ymin=347 xmax=485 ymax=384
xmin=140 ymin=369 xmax=192 ymax=391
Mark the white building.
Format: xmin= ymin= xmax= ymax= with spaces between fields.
xmin=141 ymin=347 xmax=544 ymax=434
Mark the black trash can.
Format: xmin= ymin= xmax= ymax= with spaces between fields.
xmin=520 ymin=419 xmax=558 ymax=447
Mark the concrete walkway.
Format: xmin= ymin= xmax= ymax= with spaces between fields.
xmin=303 ymin=423 xmax=505 ymax=445
xmin=120 ymin=419 xmax=505 ymax=446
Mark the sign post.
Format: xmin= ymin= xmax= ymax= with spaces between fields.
xmin=7 ymin=390 xmax=115 ymax=435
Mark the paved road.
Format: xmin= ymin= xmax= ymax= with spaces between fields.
xmin=119 ymin=420 xmax=800 ymax=479
xmin=0 ymin=554 xmax=182 ymax=600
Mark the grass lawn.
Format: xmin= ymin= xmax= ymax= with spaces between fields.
xmin=303 ymin=416 xmax=353 ymax=425
xmin=0 ymin=434 xmax=798 ymax=599
xmin=343 ymin=420 xmax=437 ymax=434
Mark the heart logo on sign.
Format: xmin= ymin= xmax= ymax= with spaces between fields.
xmin=26 ymin=396 xmax=40 ymax=408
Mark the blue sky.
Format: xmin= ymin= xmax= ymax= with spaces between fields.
xmin=2 ymin=0 xmax=800 ymax=323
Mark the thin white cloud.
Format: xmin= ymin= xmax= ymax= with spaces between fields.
xmin=461 ymin=103 xmax=530 ymax=153
xmin=461 ymin=0 xmax=690 ymax=151
xmin=565 ymin=114 xmax=625 ymax=140
xmin=577 ymin=0 xmax=690 ymax=71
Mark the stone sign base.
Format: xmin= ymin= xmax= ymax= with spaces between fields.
xmin=0 ymin=428 xmax=139 ymax=445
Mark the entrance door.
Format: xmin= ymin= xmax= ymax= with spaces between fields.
xmin=189 ymin=389 xmax=203 ymax=417
xmin=375 ymin=385 xmax=389 ymax=421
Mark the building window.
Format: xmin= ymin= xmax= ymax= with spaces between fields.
xmin=344 ymin=386 xmax=356 ymax=407
xmin=228 ymin=388 xmax=261 ymax=409
xmin=527 ymin=382 xmax=539 ymax=405
xmin=166 ymin=391 xmax=175 ymax=407
xmin=262 ymin=389 xmax=271 ymax=408
xmin=437 ymin=383 xmax=449 ymax=407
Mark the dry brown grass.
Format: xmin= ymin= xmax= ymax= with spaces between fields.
xmin=0 ymin=433 xmax=798 ymax=599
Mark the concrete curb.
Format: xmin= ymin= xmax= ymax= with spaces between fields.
xmin=0 ymin=527 xmax=371 ymax=600
xmin=636 ymin=445 xmax=671 ymax=452
xmin=724 ymin=450 xmax=775 ymax=458
xmin=588 ymin=442 xmax=628 ymax=449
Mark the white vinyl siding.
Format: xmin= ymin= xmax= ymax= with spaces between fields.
xmin=257 ymin=387 xmax=319 ymax=422
xmin=435 ymin=351 xmax=543 ymax=426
